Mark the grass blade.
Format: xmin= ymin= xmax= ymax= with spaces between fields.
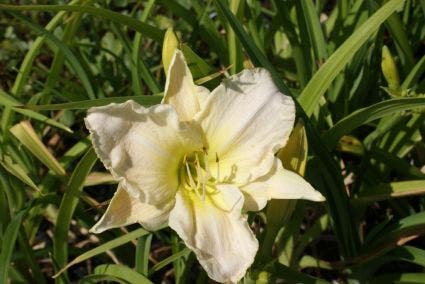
xmin=0 ymin=89 xmax=72 ymax=132
xmin=10 ymin=11 xmax=95 ymax=100
xmin=272 ymin=262 xmax=330 ymax=284
xmin=0 ymin=4 xmax=164 ymax=43
xmin=131 ymin=0 xmax=160 ymax=95
xmin=299 ymin=0 xmax=328 ymax=62
xmin=54 ymin=228 xmax=151 ymax=278
xmin=10 ymin=0 xmax=83 ymax=98
xmin=10 ymin=121 xmax=66 ymax=177
xmin=148 ymin=248 xmax=191 ymax=276
xmin=93 ymin=264 xmax=152 ymax=283
xmin=135 ymin=234 xmax=153 ymax=275
xmin=323 ymin=97 xmax=425 ymax=148
xmin=84 ymin=172 xmax=117 ymax=187
xmin=20 ymin=95 xmax=163 ymax=111
xmin=53 ymin=148 xmax=97 ymax=278
xmin=383 ymin=3 xmax=415 ymax=68
xmin=371 ymin=273 xmax=425 ymax=282
xmin=389 ymin=246 xmax=425 ymax=267
xmin=354 ymin=180 xmax=425 ymax=203
xmin=402 ymin=55 xmax=425 ymax=89
xmin=0 ymin=154 xmax=40 ymax=192
xmin=0 ymin=4 xmax=164 ymax=44
xmin=363 ymin=211 xmax=425 ymax=254
xmin=298 ymin=0 xmax=405 ymax=116
xmin=0 ymin=210 xmax=26 ymax=284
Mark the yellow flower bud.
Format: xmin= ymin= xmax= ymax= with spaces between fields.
xmin=162 ymin=27 xmax=179 ymax=75
xmin=381 ymin=45 xmax=401 ymax=95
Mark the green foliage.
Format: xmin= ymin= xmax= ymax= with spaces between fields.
xmin=0 ymin=0 xmax=424 ymax=283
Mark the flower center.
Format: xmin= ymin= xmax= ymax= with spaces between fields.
xmin=180 ymin=149 xmax=215 ymax=201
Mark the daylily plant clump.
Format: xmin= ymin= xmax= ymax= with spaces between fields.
xmin=85 ymin=50 xmax=324 ymax=283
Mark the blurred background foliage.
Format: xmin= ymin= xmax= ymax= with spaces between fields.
xmin=0 ymin=0 xmax=424 ymax=283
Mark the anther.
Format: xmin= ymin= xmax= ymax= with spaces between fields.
xmin=216 ymin=152 xmax=220 ymax=181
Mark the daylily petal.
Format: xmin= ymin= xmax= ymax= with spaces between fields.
xmin=196 ymin=68 xmax=295 ymax=185
xmin=208 ymin=184 xmax=243 ymax=212
xmin=241 ymin=158 xmax=325 ymax=211
xmin=90 ymin=184 xmax=174 ymax=233
xmin=163 ymin=49 xmax=208 ymax=121
xmin=169 ymin=185 xmax=258 ymax=283
xmin=85 ymin=100 xmax=203 ymax=205
xmin=242 ymin=192 xmax=268 ymax=212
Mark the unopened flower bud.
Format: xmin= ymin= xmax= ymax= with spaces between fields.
xmin=162 ymin=27 xmax=179 ymax=74
xmin=381 ymin=45 xmax=401 ymax=95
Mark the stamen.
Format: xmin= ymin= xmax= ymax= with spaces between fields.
xmin=203 ymin=151 xmax=212 ymax=177
xmin=195 ymin=153 xmax=206 ymax=201
xmin=187 ymin=161 xmax=203 ymax=200
xmin=185 ymin=162 xmax=196 ymax=189
xmin=215 ymin=152 xmax=220 ymax=181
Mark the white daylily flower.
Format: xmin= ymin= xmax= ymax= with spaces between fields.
xmin=85 ymin=49 xmax=324 ymax=283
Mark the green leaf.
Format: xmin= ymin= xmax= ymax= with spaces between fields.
xmin=214 ymin=0 xmax=290 ymax=92
xmin=92 ymin=264 xmax=153 ymax=284
xmin=272 ymin=262 xmax=330 ymax=284
xmin=363 ymin=211 xmax=425 ymax=254
xmin=53 ymin=148 xmax=97 ymax=274
xmin=0 ymin=210 xmax=26 ymax=284
xmin=131 ymin=1 xmax=161 ymax=95
xmin=194 ymin=69 xmax=226 ymax=85
xmin=148 ymin=248 xmax=191 ymax=276
xmin=383 ymin=3 xmax=415 ymax=68
xmin=369 ymin=147 xmax=425 ymax=179
xmin=181 ymin=44 xmax=213 ymax=79
xmin=299 ymin=255 xmax=334 ymax=270
xmin=299 ymin=0 xmax=328 ymax=61
xmin=323 ymin=97 xmax=425 ymax=148
xmin=0 ymin=154 xmax=40 ymax=192
xmin=10 ymin=121 xmax=66 ymax=177
xmin=0 ymin=89 xmax=72 ymax=132
xmin=338 ymin=135 xmax=365 ymax=156
xmin=10 ymin=0 xmax=83 ymax=98
xmin=54 ymin=228 xmax=151 ymax=278
xmin=80 ymin=274 xmax=125 ymax=283
xmin=135 ymin=234 xmax=153 ymax=275
xmin=273 ymin=0 xmax=311 ymax=87
xmin=58 ymin=139 xmax=91 ymax=168
xmin=40 ymin=0 xmax=87 ymax=106
xmin=389 ymin=246 xmax=425 ymax=267
xmin=354 ymin=180 xmax=425 ymax=203
xmin=298 ymin=0 xmax=405 ymax=116
xmin=84 ymin=172 xmax=117 ymax=187
xmin=402 ymin=55 xmax=425 ymax=89
xmin=9 ymin=11 xmax=95 ymax=100
xmin=0 ymin=4 xmax=164 ymax=43
xmin=20 ymin=95 xmax=163 ymax=111
xmin=226 ymin=0 xmax=244 ymax=74
xmin=293 ymin=215 xmax=330 ymax=263
xmin=160 ymin=0 xmax=227 ymax=62
xmin=371 ymin=273 xmax=425 ymax=283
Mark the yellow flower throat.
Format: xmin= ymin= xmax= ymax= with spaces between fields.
xmin=180 ymin=149 xmax=217 ymax=201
